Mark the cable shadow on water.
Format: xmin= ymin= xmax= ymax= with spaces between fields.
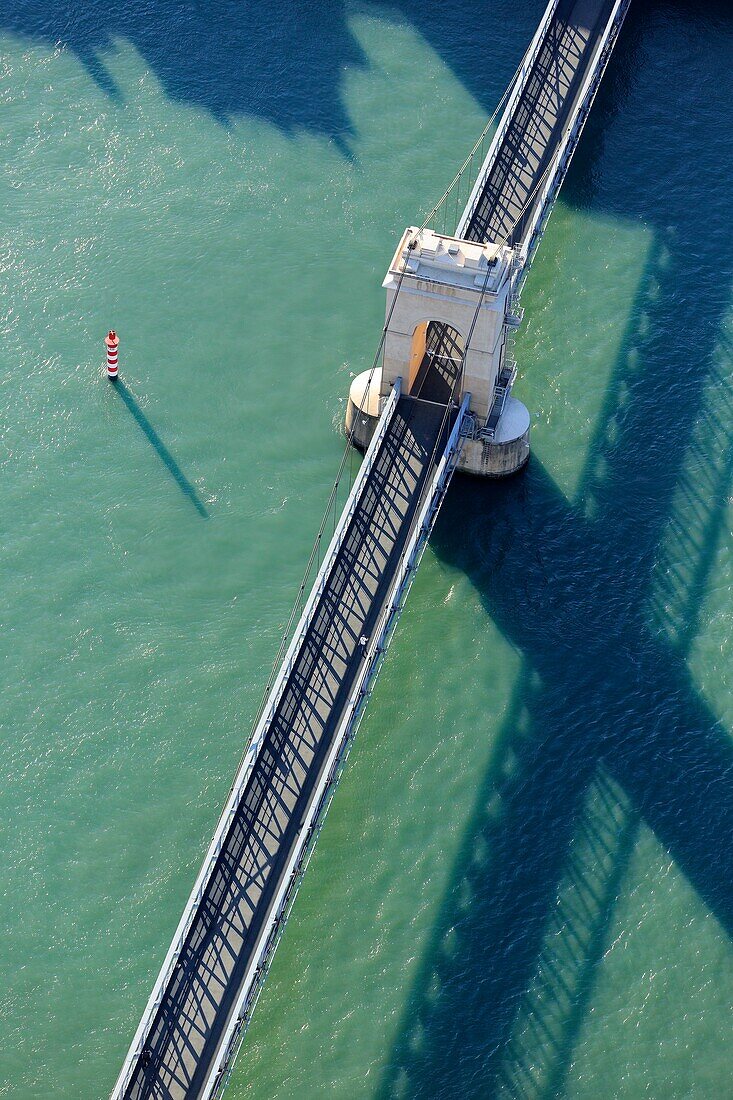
xmin=113 ymin=379 xmax=208 ymax=519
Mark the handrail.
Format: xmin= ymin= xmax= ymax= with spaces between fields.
xmin=110 ymin=0 xmax=636 ymax=1091
xmin=514 ymin=0 xmax=632 ymax=281
xmin=110 ymin=379 xmax=402 ymax=1100
xmin=418 ymin=47 xmax=534 ymax=235
xmin=455 ymin=0 xmax=561 ymax=238
xmin=208 ymin=394 xmax=472 ymax=1099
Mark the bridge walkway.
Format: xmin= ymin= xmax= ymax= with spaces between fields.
xmin=460 ymin=0 xmax=617 ymax=246
xmin=113 ymin=1 xmax=634 ymax=1095
xmin=118 ymin=395 xmax=457 ymax=1100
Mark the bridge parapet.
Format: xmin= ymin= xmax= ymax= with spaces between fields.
xmin=456 ymin=0 xmax=562 ymax=245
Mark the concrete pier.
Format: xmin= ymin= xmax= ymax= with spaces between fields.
xmin=345 ymin=369 xmax=381 ymax=451
xmin=350 ymin=0 xmax=630 ymax=478
xmin=459 ymin=397 xmax=531 ymax=478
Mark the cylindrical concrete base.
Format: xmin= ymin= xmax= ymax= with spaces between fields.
xmin=345 ymin=368 xmax=382 ymax=451
xmin=458 ymin=397 xmax=530 ymax=477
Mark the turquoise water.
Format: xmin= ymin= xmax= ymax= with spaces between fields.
xmin=2 ymin=2 xmax=733 ymax=1097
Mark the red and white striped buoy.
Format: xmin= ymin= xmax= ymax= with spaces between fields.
xmin=105 ymin=330 xmax=119 ymax=380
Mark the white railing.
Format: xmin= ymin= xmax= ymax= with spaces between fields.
xmin=515 ymin=0 xmax=632 ymax=277
xmin=208 ymin=393 xmax=472 ymax=1099
xmin=455 ymin=0 xmax=561 ymax=239
xmin=110 ymin=378 xmax=403 ymax=1100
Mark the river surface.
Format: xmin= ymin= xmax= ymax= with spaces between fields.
xmin=2 ymin=2 xmax=733 ymax=1097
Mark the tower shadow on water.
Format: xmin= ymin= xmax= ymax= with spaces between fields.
xmin=7 ymin=0 xmax=733 ymax=1092
xmin=378 ymin=2 xmax=733 ymax=1097
xmin=2 ymin=0 xmax=548 ymax=155
xmin=2 ymin=0 xmax=370 ymax=147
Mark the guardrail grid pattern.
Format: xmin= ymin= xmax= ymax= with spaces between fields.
xmin=113 ymin=0 xmax=636 ymax=1092
xmin=122 ymin=398 xmax=451 ymax=1100
xmin=462 ymin=0 xmax=615 ymax=247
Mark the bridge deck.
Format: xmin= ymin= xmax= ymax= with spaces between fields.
xmin=462 ymin=0 xmax=616 ymax=246
xmin=120 ymin=396 xmax=453 ymax=1100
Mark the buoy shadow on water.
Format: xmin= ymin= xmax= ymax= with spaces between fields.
xmin=112 ymin=378 xmax=209 ymax=519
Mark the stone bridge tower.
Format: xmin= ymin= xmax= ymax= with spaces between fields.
xmin=346 ymin=226 xmax=530 ymax=477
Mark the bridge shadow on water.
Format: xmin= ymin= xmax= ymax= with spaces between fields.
xmin=378 ymin=3 xmax=733 ymax=1098
xmin=113 ymin=379 xmax=208 ymax=518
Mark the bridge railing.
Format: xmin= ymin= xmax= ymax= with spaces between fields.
xmin=209 ymin=391 xmax=472 ymax=1099
xmin=420 ymin=0 xmax=560 ymax=240
xmin=514 ymin=0 xmax=632 ymax=286
xmin=110 ymin=378 xmax=402 ymax=1100
xmin=454 ymin=0 xmax=561 ymax=241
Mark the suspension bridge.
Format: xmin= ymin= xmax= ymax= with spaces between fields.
xmin=112 ymin=2 xmax=631 ymax=1096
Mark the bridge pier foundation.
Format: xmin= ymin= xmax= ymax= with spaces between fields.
xmin=345 ymin=225 xmax=531 ymax=476
xmin=458 ymin=396 xmax=530 ymax=477
xmin=346 ymin=368 xmax=530 ymax=477
xmin=345 ymin=368 xmax=381 ymax=452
